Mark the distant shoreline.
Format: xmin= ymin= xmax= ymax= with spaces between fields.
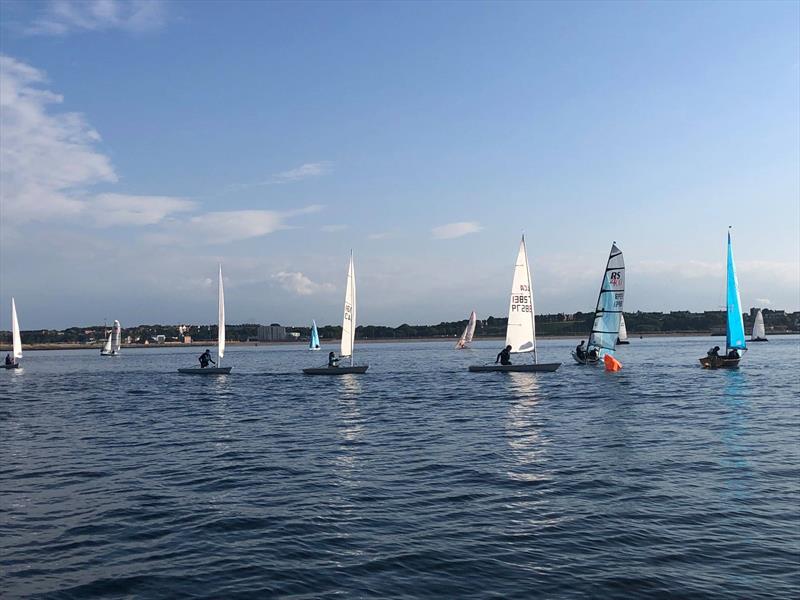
xmin=2 ymin=331 xmax=796 ymax=352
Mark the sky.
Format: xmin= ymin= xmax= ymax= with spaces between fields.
xmin=1 ymin=0 xmax=798 ymax=329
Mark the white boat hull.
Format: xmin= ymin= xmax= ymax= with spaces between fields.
xmin=178 ymin=367 xmax=232 ymax=375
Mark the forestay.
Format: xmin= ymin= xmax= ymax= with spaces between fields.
xmin=341 ymin=253 xmax=356 ymax=361
xmin=726 ymin=231 xmax=746 ymax=351
xmin=505 ymin=236 xmax=536 ymax=356
xmin=587 ymin=243 xmax=625 ymax=357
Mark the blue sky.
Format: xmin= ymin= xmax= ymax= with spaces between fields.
xmin=1 ymin=0 xmax=798 ymax=329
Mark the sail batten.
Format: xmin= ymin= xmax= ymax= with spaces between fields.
xmin=505 ymin=236 xmax=536 ymax=358
xmin=587 ymin=243 xmax=625 ymax=357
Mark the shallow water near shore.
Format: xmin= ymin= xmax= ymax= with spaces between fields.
xmin=2 ymin=336 xmax=799 ymax=598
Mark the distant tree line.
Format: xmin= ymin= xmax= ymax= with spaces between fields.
xmin=3 ymin=309 xmax=796 ymax=345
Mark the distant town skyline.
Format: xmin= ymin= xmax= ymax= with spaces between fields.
xmin=1 ymin=0 xmax=798 ymax=329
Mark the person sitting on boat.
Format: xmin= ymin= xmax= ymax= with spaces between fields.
xmin=587 ymin=347 xmax=599 ymax=361
xmin=727 ymin=349 xmax=740 ymax=359
xmin=5 ymin=353 xmax=14 ymax=366
xmin=575 ymin=341 xmax=587 ymax=360
xmin=707 ymin=346 xmax=720 ymax=358
xmin=199 ymin=349 xmax=215 ymax=368
xmin=328 ymin=351 xmax=340 ymax=368
xmin=496 ymin=345 xmax=512 ymax=366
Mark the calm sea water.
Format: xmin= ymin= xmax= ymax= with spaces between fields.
xmin=2 ymin=336 xmax=799 ymax=599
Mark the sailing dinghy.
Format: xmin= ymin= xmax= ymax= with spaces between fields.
xmin=100 ymin=320 xmax=122 ymax=356
xmin=572 ymin=243 xmax=625 ymax=365
xmin=178 ymin=265 xmax=232 ymax=374
xmin=309 ymin=320 xmax=321 ymax=350
xmin=750 ymin=308 xmax=768 ymax=342
xmin=4 ymin=298 xmax=22 ymax=369
xmin=304 ymin=252 xmax=368 ymax=374
xmin=469 ymin=236 xmax=560 ymax=373
xmin=455 ymin=311 xmax=477 ymax=349
xmin=700 ymin=229 xmax=747 ymax=368
xmin=617 ymin=314 xmax=630 ymax=345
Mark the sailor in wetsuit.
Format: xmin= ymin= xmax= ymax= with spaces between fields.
xmin=199 ymin=349 xmax=215 ymax=368
xmin=328 ymin=351 xmax=340 ymax=368
xmin=496 ymin=345 xmax=512 ymax=366
xmin=575 ymin=341 xmax=587 ymax=361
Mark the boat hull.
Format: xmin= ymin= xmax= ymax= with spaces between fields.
xmin=616 ymin=340 xmax=630 ymax=345
xmin=3 ymin=363 xmax=20 ymax=369
xmin=177 ymin=367 xmax=232 ymax=374
xmin=303 ymin=366 xmax=369 ymax=375
xmin=699 ymin=356 xmax=740 ymax=369
xmin=468 ymin=363 xmax=561 ymax=373
xmin=750 ymin=338 xmax=768 ymax=342
xmin=571 ymin=351 xmax=600 ymax=365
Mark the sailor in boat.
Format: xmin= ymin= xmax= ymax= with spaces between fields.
xmin=727 ymin=349 xmax=740 ymax=359
xmin=575 ymin=341 xmax=587 ymax=361
xmin=496 ymin=345 xmax=512 ymax=366
xmin=199 ymin=349 xmax=216 ymax=369
xmin=587 ymin=347 xmax=599 ymax=361
xmin=5 ymin=353 xmax=15 ymax=367
xmin=328 ymin=351 xmax=340 ymax=368
xmin=707 ymin=346 xmax=721 ymax=358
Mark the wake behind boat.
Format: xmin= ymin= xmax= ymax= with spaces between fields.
xmin=468 ymin=236 xmax=560 ymax=373
xmin=179 ymin=264 xmax=232 ymax=375
xmin=303 ymin=252 xmax=368 ymax=375
xmin=572 ymin=243 xmax=625 ymax=366
xmin=4 ymin=298 xmax=22 ymax=369
xmin=700 ymin=229 xmax=746 ymax=369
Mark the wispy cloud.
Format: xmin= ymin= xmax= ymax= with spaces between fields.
xmin=431 ymin=221 xmax=482 ymax=240
xmin=180 ymin=205 xmax=324 ymax=244
xmin=321 ymin=224 xmax=348 ymax=233
xmin=368 ymin=231 xmax=397 ymax=240
xmin=271 ymin=271 xmax=335 ymax=296
xmin=26 ymin=0 xmax=167 ymax=35
xmin=91 ymin=193 xmax=195 ymax=226
xmin=755 ymin=298 xmax=772 ymax=306
xmin=229 ymin=162 xmax=333 ymax=190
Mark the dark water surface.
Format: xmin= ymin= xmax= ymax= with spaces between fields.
xmin=2 ymin=337 xmax=799 ymax=599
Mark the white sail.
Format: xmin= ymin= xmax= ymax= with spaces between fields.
xmin=111 ymin=320 xmax=122 ymax=353
xmin=218 ymin=264 xmax=226 ymax=361
xmin=618 ymin=314 xmax=628 ymax=342
xmin=11 ymin=297 xmax=22 ymax=359
xmin=341 ymin=253 xmax=356 ymax=362
xmin=101 ymin=332 xmax=112 ymax=354
xmin=455 ymin=311 xmax=477 ymax=349
xmin=751 ymin=309 xmax=766 ymax=341
xmin=505 ymin=236 xmax=536 ymax=356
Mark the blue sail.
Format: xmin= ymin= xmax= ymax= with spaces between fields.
xmin=726 ymin=231 xmax=747 ymax=351
xmin=309 ymin=320 xmax=321 ymax=350
xmin=587 ymin=243 xmax=625 ymax=357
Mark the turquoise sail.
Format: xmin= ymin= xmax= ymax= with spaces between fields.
xmin=588 ymin=243 xmax=625 ymax=357
xmin=726 ymin=231 xmax=747 ymax=351
xmin=309 ymin=320 xmax=321 ymax=350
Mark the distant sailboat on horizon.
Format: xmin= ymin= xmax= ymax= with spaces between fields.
xmin=469 ymin=236 xmax=560 ymax=373
xmin=617 ymin=314 xmax=630 ymax=345
xmin=572 ymin=243 xmax=625 ymax=365
xmin=455 ymin=311 xmax=477 ymax=349
xmin=303 ymin=252 xmax=368 ymax=375
xmin=751 ymin=308 xmax=768 ymax=342
xmin=4 ymin=298 xmax=22 ymax=369
xmin=700 ymin=229 xmax=746 ymax=368
xmin=309 ymin=320 xmax=321 ymax=350
xmin=100 ymin=320 xmax=122 ymax=356
xmin=178 ymin=265 xmax=232 ymax=375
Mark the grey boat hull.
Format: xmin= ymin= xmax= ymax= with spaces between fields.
xmin=3 ymin=364 xmax=20 ymax=369
xmin=699 ymin=356 xmax=740 ymax=369
xmin=303 ymin=366 xmax=369 ymax=375
xmin=177 ymin=367 xmax=232 ymax=374
xmin=571 ymin=351 xmax=600 ymax=365
xmin=468 ymin=363 xmax=561 ymax=373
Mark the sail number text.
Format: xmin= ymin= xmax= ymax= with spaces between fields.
xmin=511 ymin=293 xmax=531 ymax=312
xmin=344 ymin=303 xmax=352 ymax=321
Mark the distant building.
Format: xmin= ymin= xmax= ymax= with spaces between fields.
xmin=183 ymin=335 xmax=193 ymax=344
xmin=258 ymin=325 xmax=287 ymax=342
xmin=287 ymin=332 xmax=300 ymax=339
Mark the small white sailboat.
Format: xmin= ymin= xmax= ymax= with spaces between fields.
xmin=617 ymin=313 xmax=630 ymax=345
xmin=751 ymin=308 xmax=768 ymax=342
xmin=455 ymin=311 xmax=477 ymax=349
xmin=304 ymin=252 xmax=368 ymax=374
xmin=700 ymin=228 xmax=746 ymax=368
xmin=4 ymin=297 xmax=22 ymax=369
xmin=100 ymin=320 xmax=122 ymax=356
xmin=178 ymin=265 xmax=232 ymax=374
xmin=309 ymin=320 xmax=321 ymax=350
xmin=572 ymin=242 xmax=625 ymax=365
xmin=469 ymin=236 xmax=560 ymax=372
